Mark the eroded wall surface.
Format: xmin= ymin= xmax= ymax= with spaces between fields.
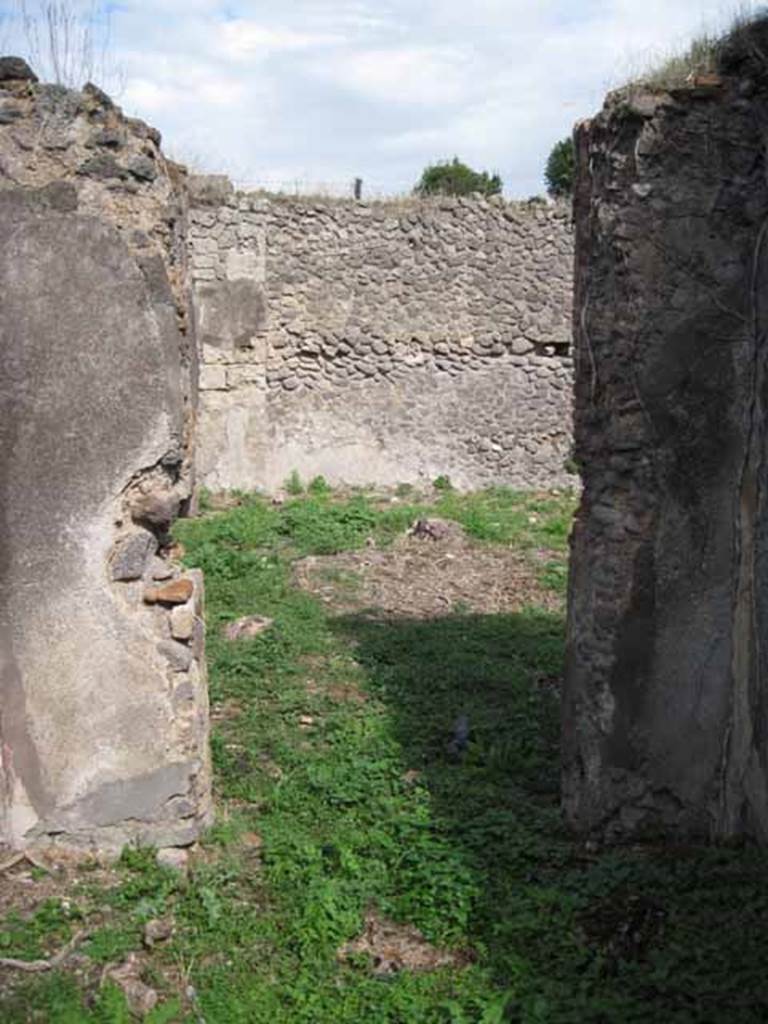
xmin=189 ymin=181 xmax=575 ymax=492
xmin=564 ymin=45 xmax=768 ymax=843
xmin=0 ymin=59 xmax=211 ymax=850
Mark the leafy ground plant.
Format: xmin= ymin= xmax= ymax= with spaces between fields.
xmin=2 ymin=488 xmax=768 ymax=1022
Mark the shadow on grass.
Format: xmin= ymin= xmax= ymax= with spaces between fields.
xmin=333 ymin=609 xmax=768 ymax=1023
xmin=334 ymin=607 xmax=564 ymax=830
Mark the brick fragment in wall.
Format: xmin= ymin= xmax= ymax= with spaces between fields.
xmin=144 ymin=578 xmax=194 ymax=606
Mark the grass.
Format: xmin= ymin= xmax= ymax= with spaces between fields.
xmin=632 ymin=33 xmax=720 ymax=91
xmin=622 ymin=7 xmax=768 ymax=91
xmin=2 ymin=487 xmax=768 ymax=1022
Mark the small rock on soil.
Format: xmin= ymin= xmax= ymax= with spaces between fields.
xmin=223 ymin=615 xmax=274 ymax=640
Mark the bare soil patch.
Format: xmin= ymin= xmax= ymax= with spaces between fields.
xmin=294 ymin=523 xmax=562 ymax=618
xmin=338 ymin=909 xmax=471 ymax=975
xmin=0 ymin=847 xmax=119 ymax=925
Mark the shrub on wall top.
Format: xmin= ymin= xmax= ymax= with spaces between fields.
xmin=414 ymin=157 xmax=502 ymax=197
xmin=544 ymin=138 xmax=575 ymax=198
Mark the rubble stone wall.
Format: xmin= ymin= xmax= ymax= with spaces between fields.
xmin=0 ymin=52 xmax=575 ymax=854
xmin=0 ymin=58 xmax=211 ymax=852
xmin=188 ymin=182 xmax=575 ymax=492
xmin=564 ymin=31 xmax=768 ymax=845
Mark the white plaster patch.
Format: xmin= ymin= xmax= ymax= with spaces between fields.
xmin=226 ymin=248 xmax=265 ymax=284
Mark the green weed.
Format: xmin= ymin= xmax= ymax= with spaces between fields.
xmin=308 ymin=475 xmax=332 ymax=495
xmin=4 ymin=489 xmax=768 ymax=1022
xmin=197 ymin=486 xmax=213 ymax=512
xmin=286 ymin=469 xmax=305 ymax=495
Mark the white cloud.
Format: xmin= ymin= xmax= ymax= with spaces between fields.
xmin=122 ymin=65 xmax=247 ymax=114
xmin=314 ymin=44 xmax=470 ymax=105
xmin=377 ymin=126 xmax=454 ymax=154
xmin=1 ymin=0 xmax=758 ymax=195
xmin=122 ymin=77 xmax=173 ymax=114
xmin=216 ymin=20 xmax=342 ymax=62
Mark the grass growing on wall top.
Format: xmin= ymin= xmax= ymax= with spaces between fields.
xmin=622 ymin=7 xmax=768 ymax=91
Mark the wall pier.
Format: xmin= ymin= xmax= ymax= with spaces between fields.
xmin=0 ymin=58 xmax=212 ymax=851
xmin=564 ymin=25 xmax=768 ymax=843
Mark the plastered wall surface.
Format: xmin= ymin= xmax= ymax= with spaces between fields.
xmin=189 ymin=181 xmax=575 ymax=492
xmin=0 ymin=58 xmax=211 ymax=851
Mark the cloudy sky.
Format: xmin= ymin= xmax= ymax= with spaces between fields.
xmin=0 ymin=1 xmax=757 ymax=196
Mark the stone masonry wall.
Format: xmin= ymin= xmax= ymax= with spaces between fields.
xmin=0 ymin=58 xmax=211 ymax=852
xmin=189 ymin=179 xmax=575 ymax=492
xmin=564 ymin=21 xmax=768 ymax=846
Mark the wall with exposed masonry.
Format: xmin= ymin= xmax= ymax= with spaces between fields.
xmin=188 ymin=178 xmax=575 ymax=492
xmin=0 ymin=57 xmax=211 ymax=853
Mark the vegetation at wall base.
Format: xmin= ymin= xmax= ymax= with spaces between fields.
xmin=285 ymin=469 xmax=304 ymax=495
xmin=414 ymin=158 xmax=502 ymax=198
xmin=2 ymin=487 xmax=768 ymax=1022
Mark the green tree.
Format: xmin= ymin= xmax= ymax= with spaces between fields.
xmin=545 ymin=137 xmax=575 ymax=198
xmin=414 ymin=157 xmax=502 ymax=197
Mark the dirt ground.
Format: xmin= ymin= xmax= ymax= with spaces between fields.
xmin=293 ymin=518 xmax=563 ymax=619
xmin=338 ymin=908 xmax=472 ymax=975
xmin=0 ymin=848 xmax=119 ymax=922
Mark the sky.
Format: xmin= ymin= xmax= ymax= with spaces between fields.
xmin=0 ymin=1 xmax=759 ymax=197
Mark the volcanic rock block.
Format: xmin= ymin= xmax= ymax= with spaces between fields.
xmin=0 ymin=56 xmax=37 ymax=82
xmin=564 ymin=23 xmax=768 ymax=845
